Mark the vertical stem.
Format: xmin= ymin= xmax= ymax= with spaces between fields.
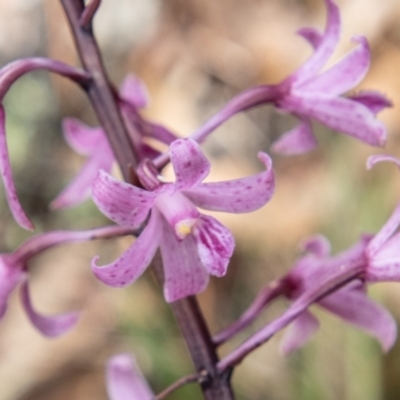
xmin=152 ymin=253 xmax=234 ymax=399
xmin=60 ymin=1 xmax=234 ymax=398
xmin=60 ymin=0 xmax=138 ymax=181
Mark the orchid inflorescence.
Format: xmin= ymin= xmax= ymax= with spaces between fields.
xmin=0 ymin=0 xmax=398 ymax=398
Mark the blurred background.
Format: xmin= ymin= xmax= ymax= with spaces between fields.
xmin=0 ymin=0 xmax=400 ymax=398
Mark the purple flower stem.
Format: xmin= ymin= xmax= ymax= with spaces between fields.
xmin=79 ymin=0 xmax=101 ymax=30
xmin=152 ymin=252 xmax=235 ymax=399
xmin=60 ymin=0 xmax=139 ymax=182
xmin=60 ymin=1 xmax=234 ymax=398
xmin=153 ymin=85 xmax=282 ymax=170
xmin=156 ymin=372 xmax=200 ymax=399
xmin=217 ymin=265 xmax=363 ymax=372
xmin=0 ymin=58 xmax=91 ymax=95
xmin=213 ymin=279 xmax=289 ymax=346
xmin=10 ymin=225 xmax=136 ymax=266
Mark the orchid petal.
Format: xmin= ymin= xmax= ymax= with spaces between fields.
xmin=62 ymin=118 xmax=104 ymax=155
xmin=367 ymin=154 xmax=400 ymax=171
xmin=281 ymin=93 xmax=387 ymax=147
xmin=183 ymin=152 xmax=274 ymax=213
xmin=299 ymin=36 xmax=370 ymax=96
xmin=319 ymin=287 xmax=397 ymax=351
xmin=0 ymin=256 xmax=25 ymax=319
xmin=299 ymin=234 xmax=331 ymax=257
xmin=350 ymin=91 xmax=392 ymax=115
xmin=119 ymin=74 xmax=149 ymax=109
xmin=0 ymin=106 xmax=34 ymax=230
xmin=271 ymin=118 xmax=317 ymax=155
xmin=92 ymin=170 xmax=158 ymax=228
xmin=160 ymin=218 xmax=209 ymax=302
xmin=21 ymin=282 xmax=79 ymax=337
xmin=280 ymin=310 xmax=319 ymax=354
xmin=367 ymin=231 xmax=400 ymax=282
xmin=169 ymin=139 xmax=210 ymax=191
xmin=292 ymin=0 xmax=340 ymax=85
xmin=107 ymin=354 xmax=154 ymax=400
xmin=192 ymin=215 xmax=235 ymax=277
xmin=92 ymin=210 xmax=162 ymax=287
xmin=51 ymin=145 xmax=114 ymax=209
xmin=367 ymin=202 xmax=400 ymax=258
xmin=297 ymin=27 xmax=323 ymax=50
xmin=290 ymin=236 xmax=369 ymax=294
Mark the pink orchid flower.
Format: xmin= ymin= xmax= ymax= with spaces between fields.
xmin=52 ymin=74 xmax=177 ymax=209
xmin=183 ymin=0 xmax=390 ymax=160
xmin=0 ymin=225 xmax=132 ymax=337
xmin=92 ymin=138 xmax=275 ymax=302
xmin=281 ymin=235 xmax=396 ymax=354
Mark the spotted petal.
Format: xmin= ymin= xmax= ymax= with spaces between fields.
xmin=107 ymin=354 xmax=154 ymax=400
xmin=92 ymin=210 xmax=162 ymax=287
xmin=281 ymin=93 xmax=387 ymax=147
xmin=319 ymin=286 xmax=397 ymax=351
xmin=299 ymin=36 xmax=370 ymax=96
xmin=160 ymin=218 xmax=209 ymax=302
xmin=92 ymin=170 xmax=158 ymax=228
xmin=350 ymin=91 xmax=392 ymax=115
xmin=192 ymin=215 xmax=235 ymax=277
xmin=21 ymin=282 xmax=79 ymax=337
xmin=292 ymin=0 xmax=340 ymax=85
xmin=170 ymin=138 xmax=210 ymax=191
xmin=183 ymin=152 xmax=274 ymax=213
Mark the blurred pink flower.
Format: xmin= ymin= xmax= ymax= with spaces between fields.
xmin=0 ymin=225 xmax=133 ymax=337
xmin=52 ymin=74 xmax=177 ymax=209
xmin=281 ymin=235 xmax=396 ymax=353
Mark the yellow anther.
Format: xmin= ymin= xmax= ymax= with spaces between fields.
xmin=175 ymin=219 xmax=196 ymax=239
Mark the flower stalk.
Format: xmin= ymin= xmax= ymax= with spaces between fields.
xmin=60 ymin=0 xmax=235 ymax=398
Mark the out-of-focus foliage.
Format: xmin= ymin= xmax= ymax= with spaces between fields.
xmin=0 ymin=0 xmax=400 ymax=399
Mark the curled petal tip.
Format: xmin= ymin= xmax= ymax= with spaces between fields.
xmin=21 ymin=282 xmax=79 ymax=337
xmin=366 ymin=154 xmax=400 ymax=170
xmin=257 ymin=152 xmax=273 ymax=170
xmin=41 ymin=311 xmax=80 ymax=338
xmin=90 ymin=255 xmax=130 ymax=288
xmin=351 ymin=34 xmax=369 ymax=46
